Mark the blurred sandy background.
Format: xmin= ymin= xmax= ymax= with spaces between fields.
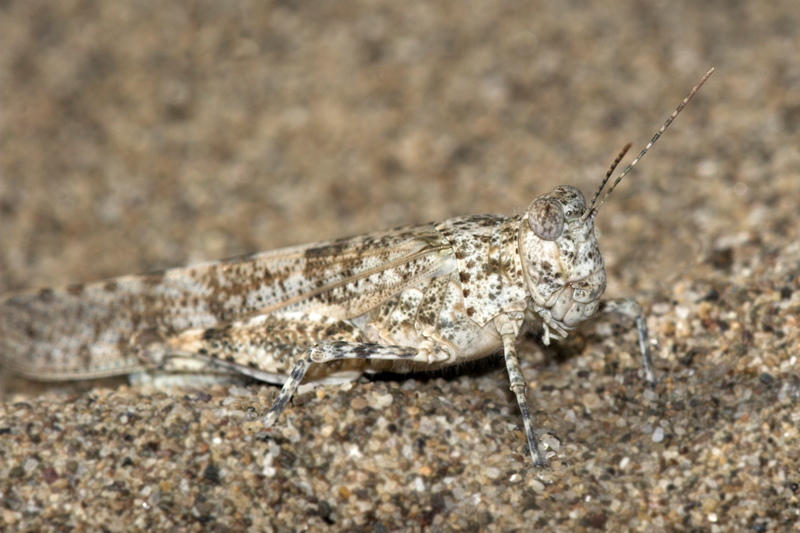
xmin=2 ymin=1 xmax=799 ymax=531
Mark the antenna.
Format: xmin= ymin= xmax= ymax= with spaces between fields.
xmin=585 ymin=142 xmax=633 ymax=213
xmin=579 ymin=67 xmax=715 ymax=225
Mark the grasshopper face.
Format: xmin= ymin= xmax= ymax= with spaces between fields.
xmin=519 ymin=185 xmax=606 ymax=337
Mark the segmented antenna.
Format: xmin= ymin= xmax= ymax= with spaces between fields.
xmin=585 ymin=142 xmax=633 ymax=213
xmin=579 ymin=67 xmax=715 ymax=225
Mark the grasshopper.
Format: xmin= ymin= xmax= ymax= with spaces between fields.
xmin=0 ymin=69 xmax=713 ymax=466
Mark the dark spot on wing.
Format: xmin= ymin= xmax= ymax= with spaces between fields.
xmin=144 ymin=271 xmax=166 ymax=287
xmin=66 ymin=284 xmax=84 ymax=295
xmin=304 ymin=243 xmax=347 ymax=259
xmin=38 ymin=288 xmax=54 ymax=302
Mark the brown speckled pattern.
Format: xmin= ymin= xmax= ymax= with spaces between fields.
xmin=1 ymin=225 xmax=453 ymax=379
xmin=2 ymin=0 xmax=799 ymax=531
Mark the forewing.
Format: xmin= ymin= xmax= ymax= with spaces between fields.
xmin=0 ymin=224 xmax=454 ymax=380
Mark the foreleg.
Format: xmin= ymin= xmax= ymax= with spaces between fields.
xmin=600 ymin=299 xmax=656 ymax=384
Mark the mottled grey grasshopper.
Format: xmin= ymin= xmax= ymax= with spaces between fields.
xmin=0 ymin=69 xmax=713 ymax=467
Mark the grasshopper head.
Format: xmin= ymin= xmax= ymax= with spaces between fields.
xmin=519 ymin=185 xmax=606 ymax=337
xmin=515 ymin=68 xmax=715 ymax=341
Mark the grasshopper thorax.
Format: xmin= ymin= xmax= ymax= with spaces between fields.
xmin=519 ymin=185 xmax=606 ymax=338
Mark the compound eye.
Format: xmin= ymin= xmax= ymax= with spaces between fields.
xmin=528 ymin=197 xmax=564 ymax=241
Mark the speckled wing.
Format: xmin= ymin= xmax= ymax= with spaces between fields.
xmin=0 ymin=224 xmax=455 ymax=380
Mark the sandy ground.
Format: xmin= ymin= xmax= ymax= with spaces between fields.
xmin=1 ymin=1 xmax=799 ymax=531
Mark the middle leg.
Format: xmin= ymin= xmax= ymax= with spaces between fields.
xmin=262 ymin=340 xmax=427 ymax=428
